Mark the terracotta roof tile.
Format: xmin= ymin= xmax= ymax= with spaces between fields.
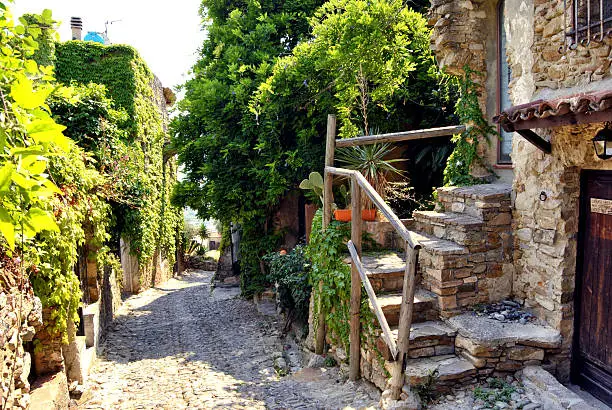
xmin=494 ymin=90 xmax=612 ymax=130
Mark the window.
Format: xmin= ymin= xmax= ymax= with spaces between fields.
xmin=565 ymin=0 xmax=612 ymax=49
xmin=498 ymin=0 xmax=512 ymax=164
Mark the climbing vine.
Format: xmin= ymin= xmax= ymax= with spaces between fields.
xmin=305 ymin=211 xmax=377 ymax=353
xmin=443 ymin=67 xmax=497 ymax=186
xmin=53 ymin=41 xmax=182 ymax=268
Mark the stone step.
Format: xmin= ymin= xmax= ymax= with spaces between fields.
xmin=361 ymin=251 xmax=405 ymax=292
xmin=436 ymin=183 xmax=512 ymax=221
xmin=447 ymin=313 xmax=562 ymax=375
xmin=344 ymin=251 xmax=407 ymax=292
xmin=412 ymin=232 xmax=468 ymax=256
xmin=413 ymin=211 xmax=485 ymax=247
xmin=371 ymin=288 xmax=439 ymax=326
xmin=376 ymin=320 xmax=457 ymax=361
xmin=404 ymin=354 xmax=477 ymax=391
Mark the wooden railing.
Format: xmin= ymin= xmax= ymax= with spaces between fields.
xmin=325 ymin=165 xmax=421 ymax=400
xmin=317 ymin=114 xmax=460 ymax=399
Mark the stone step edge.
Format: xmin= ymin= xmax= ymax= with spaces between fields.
xmin=371 ymin=288 xmax=438 ymax=310
xmin=413 ymin=210 xmax=484 ymax=228
xmin=437 ymin=184 xmax=512 ymax=201
xmin=374 ymin=321 xmax=458 ymax=361
xmin=403 ymin=354 xmax=477 ymax=385
xmin=412 ymin=232 xmax=468 ymax=255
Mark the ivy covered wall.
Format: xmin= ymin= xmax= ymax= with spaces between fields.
xmin=54 ymin=41 xmax=183 ymax=285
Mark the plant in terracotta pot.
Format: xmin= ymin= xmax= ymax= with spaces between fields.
xmin=336 ymin=142 xmax=405 ymax=219
xmin=332 ymin=182 xmax=377 ymax=222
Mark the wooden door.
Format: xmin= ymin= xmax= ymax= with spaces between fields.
xmin=573 ymin=170 xmax=612 ymax=405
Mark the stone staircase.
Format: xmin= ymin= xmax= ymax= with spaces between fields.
xmin=354 ymin=184 xmax=563 ymax=394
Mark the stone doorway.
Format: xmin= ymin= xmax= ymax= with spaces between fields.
xmin=572 ymin=170 xmax=612 ymax=406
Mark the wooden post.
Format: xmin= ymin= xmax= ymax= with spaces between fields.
xmin=389 ymin=244 xmax=419 ymax=399
xmin=316 ymin=114 xmax=336 ymax=355
xmin=323 ymin=114 xmax=336 ymax=229
xmin=349 ymin=174 xmax=362 ymax=381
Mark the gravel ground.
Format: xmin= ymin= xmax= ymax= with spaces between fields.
xmin=77 ymin=270 xmax=380 ymax=410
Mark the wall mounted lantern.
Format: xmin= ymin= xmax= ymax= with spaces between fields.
xmin=592 ymin=122 xmax=612 ymax=160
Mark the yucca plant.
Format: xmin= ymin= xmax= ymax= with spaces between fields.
xmin=336 ymin=142 xmax=405 ymax=209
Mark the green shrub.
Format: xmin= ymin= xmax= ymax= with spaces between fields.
xmin=263 ymin=245 xmax=311 ymax=322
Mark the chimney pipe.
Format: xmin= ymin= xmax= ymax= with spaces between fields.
xmin=70 ymin=17 xmax=82 ymax=40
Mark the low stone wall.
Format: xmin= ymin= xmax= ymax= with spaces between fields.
xmin=0 ymin=281 xmax=43 ymax=409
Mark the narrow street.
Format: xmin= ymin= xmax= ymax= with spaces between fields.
xmin=78 ymin=270 xmax=380 ymax=409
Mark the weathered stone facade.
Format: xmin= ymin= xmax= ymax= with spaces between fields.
xmin=1 ymin=277 xmax=43 ymax=409
xmin=430 ymin=0 xmax=612 ymax=384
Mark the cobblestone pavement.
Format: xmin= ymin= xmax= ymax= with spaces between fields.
xmin=78 ymin=270 xmax=380 ymax=409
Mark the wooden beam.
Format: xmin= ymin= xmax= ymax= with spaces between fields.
xmin=389 ymin=245 xmax=419 ymax=400
xmin=516 ymin=129 xmax=552 ymax=154
xmin=349 ymin=174 xmax=362 ymax=381
xmin=347 ymin=240 xmax=398 ymax=360
xmin=316 ymin=114 xmax=336 ymax=355
xmin=335 ymin=125 xmax=465 ymax=148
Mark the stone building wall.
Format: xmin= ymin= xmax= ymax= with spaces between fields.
xmin=430 ymin=0 xmax=612 ymax=381
xmin=429 ymin=0 xmax=514 ymax=183
xmin=504 ymin=0 xmax=612 ymax=380
xmin=531 ymin=0 xmax=612 ymax=94
xmin=1 ymin=275 xmax=43 ymax=409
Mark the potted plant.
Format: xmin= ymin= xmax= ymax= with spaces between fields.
xmin=332 ymin=182 xmax=377 ymax=222
xmin=336 ymin=142 xmax=405 ymax=220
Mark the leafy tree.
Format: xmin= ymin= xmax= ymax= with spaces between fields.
xmin=174 ymin=0 xmax=457 ymax=293
xmin=172 ymin=0 xmax=326 ymax=294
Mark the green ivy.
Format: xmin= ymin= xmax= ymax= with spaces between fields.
xmin=305 ymin=211 xmax=377 ymax=353
xmin=53 ymin=41 xmax=182 ymax=268
xmin=443 ymin=67 xmax=497 ymax=186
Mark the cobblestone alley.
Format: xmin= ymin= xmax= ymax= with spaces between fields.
xmin=77 ymin=270 xmax=380 ymax=409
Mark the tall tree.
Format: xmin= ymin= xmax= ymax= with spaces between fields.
xmin=173 ymin=0 xmax=326 ymax=294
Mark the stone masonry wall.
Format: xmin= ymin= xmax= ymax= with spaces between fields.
xmin=531 ymin=0 xmax=612 ymax=94
xmin=503 ymin=0 xmax=612 ymax=381
xmin=511 ymin=123 xmax=612 ymax=380
xmin=1 ymin=273 xmax=43 ymax=409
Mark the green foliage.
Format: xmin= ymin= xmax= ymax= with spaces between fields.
xmin=253 ymin=0 xmax=457 ymax=139
xmin=413 ymin=368 xmax=440 ymax=404
xmin=305 ymin=211 xmax=351 ymax=348
xmin=28 ymin=146 xmax=110 ymax=338
xmin=172 ymin=0 xmax=326 ymax=294
xmin=53 ymin=42 xmax=182 ymax=267
xmin=323 ymin=356 xmax=337 ymax=367
xmin=336 ymin=142 xmax=405 ymax=203
xmin=0 ymin=5 xmax=109 ymax=337
xmin=443 ymin=67 xmax=497 ymax=186
xmin=0 ymin=6 xmax=69 ymax=252
xmin=263 ymin=245 xmax=311 ymax=322
xmin=175 ymin=0 xmax=457 ymax=294
xmin=299 ymin=171 xmax=324 ymax=206
xmin=21 ymin=13 xmax=56 ymax=68
xmin=473 ymin=378 xmax=517 ymax=406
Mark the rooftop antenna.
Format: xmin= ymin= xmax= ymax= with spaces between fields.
xmin=104 ymin=19 xmax=122 ymax=38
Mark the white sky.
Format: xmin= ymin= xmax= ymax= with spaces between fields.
xmin=12 ymin=0 xmax=207 ymax=89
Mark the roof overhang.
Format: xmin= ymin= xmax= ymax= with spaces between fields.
xmin=493 ymin=90 xmax=612 ymax=154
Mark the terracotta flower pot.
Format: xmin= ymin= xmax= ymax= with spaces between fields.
xmin=333 ymin=209 xmax=377 ymax=222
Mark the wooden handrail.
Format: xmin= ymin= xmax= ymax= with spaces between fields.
xmin=325 ymin=166 xmax=421 ymax=250
xmin=335 ymin=125 xmax=466 ymax=148
xmin=347 ymin=240 xmax=399 ymax=360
